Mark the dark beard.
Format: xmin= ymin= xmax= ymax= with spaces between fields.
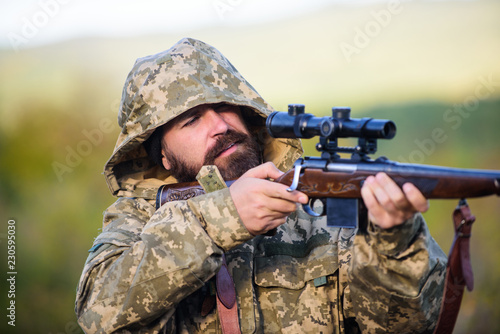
xmin=164 ymin=129 xmax=262 ymax=182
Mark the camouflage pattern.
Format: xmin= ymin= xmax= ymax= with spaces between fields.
xmin=75 ymin=38 xmax=447 ymax=333
xmin=196 ymin=165 xmax=228 ymax=193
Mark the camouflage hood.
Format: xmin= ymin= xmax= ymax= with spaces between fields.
xmin=104 ymin=38 xmax=303 ymax=198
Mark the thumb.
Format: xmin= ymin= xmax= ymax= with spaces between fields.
xmin=240 ymin=162 xmax=284 ymax=180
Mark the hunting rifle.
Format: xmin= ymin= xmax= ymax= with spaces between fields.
xmin=266 ymin=104 xmax=500 ymax=228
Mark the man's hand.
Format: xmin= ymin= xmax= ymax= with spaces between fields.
xmin=361 ymin=172 xmax=429 ymax=229
xmin=229 ymin=162 xmax=308 ymax=235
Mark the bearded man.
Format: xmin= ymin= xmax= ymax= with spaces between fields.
xmin=75 ymin=38 xmax=446 ymax=333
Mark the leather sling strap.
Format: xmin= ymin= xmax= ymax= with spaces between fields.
xmin=156 ymin=166 xmax=242 ymax=333
xmin=216 ymin=254 xmax=241 ymax=334
xmin=196 ymin=166 xmax=241 ymax=334
xmin=433 ymin=199 xmax=475 ymax=334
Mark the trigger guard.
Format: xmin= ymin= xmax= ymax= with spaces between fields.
xmin=302 ymin=198 xmax=326 ymax=217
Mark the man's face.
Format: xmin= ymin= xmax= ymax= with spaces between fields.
xmin=160 ymin=103 xmax=262 ymax=182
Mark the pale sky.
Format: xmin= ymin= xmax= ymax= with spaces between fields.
xmin=0 ymin=0 xmax=399 ymax=50
xmin=1 ymin=0 xmax=474 ymax=51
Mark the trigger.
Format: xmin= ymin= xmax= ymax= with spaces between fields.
xmin=302 ymin=203 xmax=321 ymax=217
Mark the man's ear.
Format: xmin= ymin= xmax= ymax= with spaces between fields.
xmin=161 ymin=152 xmax=171 ymax=170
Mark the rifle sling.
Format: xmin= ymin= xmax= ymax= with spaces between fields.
xmin=433 ymin=200 xmax=475 ymax=334
xmin=157 ymin=166 xmax=241 ymax=334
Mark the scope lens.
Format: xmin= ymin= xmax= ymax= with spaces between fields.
xmin=319 ymin=119 xmax=333 ymax=137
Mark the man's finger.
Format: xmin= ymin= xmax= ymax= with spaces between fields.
xmin=403 ymin=183 xmax=430 ymax=213
xmin=263 ymin=182 xmax=308 ymax=204
xmin=241 ymin=161 xmax=283 ymax=180
xmin=375 ymin=173 xmax=409 ymax=210
xmin=361 ymin=177 xmax=384 ymax=216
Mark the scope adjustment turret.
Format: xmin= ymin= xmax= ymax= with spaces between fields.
xmin=288 ymin=104 xmax=305 ymax=116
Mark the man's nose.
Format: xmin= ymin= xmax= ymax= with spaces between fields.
xmin=206 ymin=109 xmax=229 ymax=136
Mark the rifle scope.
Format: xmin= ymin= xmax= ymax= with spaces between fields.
xmin=266 ymin=104 xmax=396 ymax=140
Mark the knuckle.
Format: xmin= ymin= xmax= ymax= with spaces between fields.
xmin=263 ymin=161 xmax=275 ymax=170
xmin=285 ymin=203 xmax=297 ymax=213
xmin=378 ymin=196 xmax=392 ymax=208
xmin=393 ymin=195 xmax=407 ymax=208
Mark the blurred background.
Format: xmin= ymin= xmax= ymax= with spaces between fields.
xmin=1 ymin=0 xmax=499 ymax=333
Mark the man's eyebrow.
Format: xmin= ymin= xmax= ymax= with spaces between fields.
xmin=212 ymin=102 xmax=227 ymax=109
xmin=177 ymin=107 xmax=200 ymax=121
xmin=171 ymin=105 xmax=204 ymax=126
xmin=175 ymin=103 xmax=227 ymax=122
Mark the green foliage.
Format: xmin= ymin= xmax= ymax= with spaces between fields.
xmin=0 ymin=104 xmax=117 ymax=333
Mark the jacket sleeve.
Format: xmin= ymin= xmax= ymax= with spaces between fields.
xmin=75 ymin=188 xmax=253 ymax=333
xmin=347 ymin=213 xmax=447 ymax=333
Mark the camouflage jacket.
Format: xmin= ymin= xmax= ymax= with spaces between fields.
xmin=75 ymin=38 xmax=447 ymax=333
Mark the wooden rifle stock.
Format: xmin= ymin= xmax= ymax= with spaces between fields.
xmin=156 ymin=159 xmax=500 ymax=209
xmin=156 ymin=180 xmax=235 ymax=209
xmin=275 ymin=157 xmax=500 ymax=200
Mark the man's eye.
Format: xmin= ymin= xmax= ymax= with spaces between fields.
xmin=183 ymin=116 xmax=199 ymax=127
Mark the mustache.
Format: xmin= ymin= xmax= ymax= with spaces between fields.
xmin=203 ymin=129 xmax=249 ymax=165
